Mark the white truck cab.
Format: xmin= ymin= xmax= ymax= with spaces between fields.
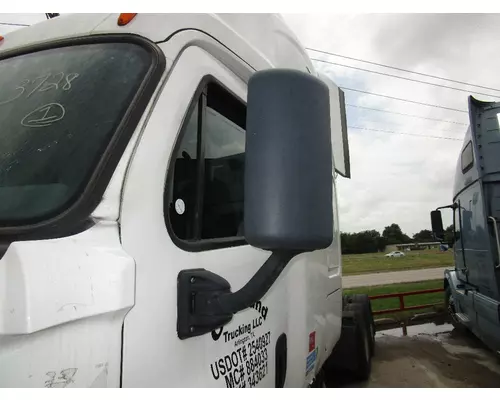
xmin=0 ymin=13 xmax=371 ymax=388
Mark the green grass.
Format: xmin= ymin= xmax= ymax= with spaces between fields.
xmin=345 ymin=279 xmax=444 ymax=320
xmin=342 ymin=249 xmax=454 ymax=276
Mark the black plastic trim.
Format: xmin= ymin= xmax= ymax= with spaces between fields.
xmin=327 ymin=287 xmax=341 ymax=297
xmin=163 ymin=75 xmax=248 ymax=253
xmin=177 ymin=251 xmax=297 ymax=339
xmin=193 ymin=93 xmax=207 ymax=239
xmin=337 ymin=89 xmax=351 ymax=179
xmin=119 ymin=322 xmax=125 ymax=388
xmin=177 ymin=268 xmax=232 ymax=339
xmin=0 ymin=242 xmax=10 ymax=260
xmin=0 ymin=33 xmax=166 ymax=241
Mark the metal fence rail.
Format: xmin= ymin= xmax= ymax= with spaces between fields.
xmin=369 ymin=287 xmax=444 ymax=315
xmin=369 ymin=287 xmax=446 ymax=335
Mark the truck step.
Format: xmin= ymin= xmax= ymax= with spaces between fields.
xmin=455 ymin=313 xmax=470 ymax=324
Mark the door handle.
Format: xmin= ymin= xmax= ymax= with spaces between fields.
xmin=275 ymin=333 xmax=287 ymax=388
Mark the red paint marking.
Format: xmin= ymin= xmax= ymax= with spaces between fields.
xmin=309 ymin=331 xmax=316 ymax=352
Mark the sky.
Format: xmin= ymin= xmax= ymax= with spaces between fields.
xmin=1 ymin=13 xmax=500 ymax=236
xmin=282 ymin=13 xmax=500 ymax=235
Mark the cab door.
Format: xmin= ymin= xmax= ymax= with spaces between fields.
xmin=120 ymin=45 xmax=289 ymax=387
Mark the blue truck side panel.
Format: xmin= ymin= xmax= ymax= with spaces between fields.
xmin=446 ymin=96 xmax=500 ymax=353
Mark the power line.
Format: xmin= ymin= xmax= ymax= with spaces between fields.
xmin=354 ymin=119 xmax=464 ymax=134
xmin=307 ymin=47 xmax=500 ymax=93
xmin=346 ymin=104 xmax=468 ymax=126
xmin=0 ymin=22 xmax=30 ymax=27
xmin=348 ymin=125 xmax=462 ymax=141
xmin=311 ymin=58 xmax=500 ymax=99
xmin=342 ymin=87 xmax=468 ymax=113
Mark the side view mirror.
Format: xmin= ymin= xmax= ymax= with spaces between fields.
xmin=177 ymin=69 xmax=335 ymax=339
xmin=245 ymin=68 xmax=333 ymax=251
xmin=431 ymin=210 xmax=445 ymax=241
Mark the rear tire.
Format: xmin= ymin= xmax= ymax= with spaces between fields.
xmin=347 ymin=294 xmax=376 ymax=357
xmin=345 ymin=302 xmax=372 ymax=381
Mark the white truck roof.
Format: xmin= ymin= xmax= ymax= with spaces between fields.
xmin=0 ymin=13 xmax=316 ymax=74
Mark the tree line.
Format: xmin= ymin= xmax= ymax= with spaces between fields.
xmin=341 ymin=223 xmax=454 ymax=254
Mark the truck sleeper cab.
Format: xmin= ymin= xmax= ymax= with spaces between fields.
xmin=431 ymin=96 xmax=500 ymax=355
xmin=0 ymin=13 xmax=372 ymax=387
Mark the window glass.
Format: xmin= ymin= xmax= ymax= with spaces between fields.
xmin=204 ymin=107 xmax=245 ymax=159
xmin=168 ymin=82 xmax=246 ymax=243
xmin=461 ymin=141 xmax=474 ymax=173
xmin=169 ymin=103 xmax=199 ymax=241
xmin=0 ymin=43 xmax=152 ymax=224
xmin=202 ymin=105 xmax=245 ymax=239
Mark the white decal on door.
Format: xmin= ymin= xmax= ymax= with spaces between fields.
xmin=175 ymin=199 xmax=186 ymax=215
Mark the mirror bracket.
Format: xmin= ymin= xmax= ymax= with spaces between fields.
xmin=177 ymin=269 xmax=232 ymax=340
xmin=431 ymin=203 xmax=457 ymax=241
xmin=177 ymin=251 xmax=297 ymax=340
xmin=436 ymin=203 xmax=457 ymax=211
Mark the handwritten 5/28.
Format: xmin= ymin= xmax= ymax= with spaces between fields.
xmin=0 ymin=72 xmax=79 ymax=107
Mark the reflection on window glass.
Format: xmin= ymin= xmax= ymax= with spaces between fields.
xmin=167 ymin=83 xmax=246 ymax=243
xmin=202 ymin=106 xmax=245 ymax=239
xmin=461 ymin=141 xmax=474 ymax=173
xmin=204 ymin=107 xmax=245 ymax=159
xmin=169 ymin=103 xmax=199 ymax=240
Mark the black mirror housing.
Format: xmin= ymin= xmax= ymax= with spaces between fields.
xmin=244 ymin=69 xmax=333 ymax=251
xmin=431 ymin=210 xmax=445 ymax=241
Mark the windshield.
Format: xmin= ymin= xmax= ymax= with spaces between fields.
xmin=0 ymin=42 xmax=152 ymax=225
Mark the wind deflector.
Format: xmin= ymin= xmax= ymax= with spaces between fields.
xmin=468 ymin=95 xmax=500 ymax=178
xmin=318 ymin=72 xmax=351 ymax=178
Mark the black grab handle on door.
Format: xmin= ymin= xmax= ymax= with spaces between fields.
xmin=275 ymin=333 xmax=287 ymax=388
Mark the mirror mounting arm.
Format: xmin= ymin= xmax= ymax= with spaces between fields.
xmin=208 ymin=251 xmax=298 ymax=315
xmin=436 ymin=203 xmax=457 ymax=211
xmin=177 ymin=250 xmax=299 ymax=340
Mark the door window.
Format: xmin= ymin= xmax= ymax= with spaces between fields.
xmin=166 ymin=81 xmax=246 ymax=247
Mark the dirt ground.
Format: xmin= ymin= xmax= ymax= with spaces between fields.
xmin=329 ymin=323 xmax=500 ymax=388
